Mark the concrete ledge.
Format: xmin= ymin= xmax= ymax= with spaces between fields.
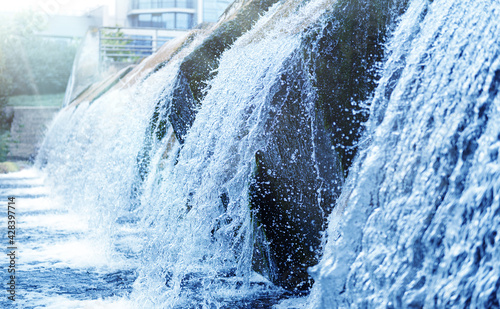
xmin=7 ymin=106 xmax=60 ymax=161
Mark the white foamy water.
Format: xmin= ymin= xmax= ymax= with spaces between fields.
xmin=30 ymin=0 xmax=339 ymax=307
xmin=6 ymin=0 xmax=499 ymax=307
xmin=0 ymin=170 xmax=138 ymax=308
xmin=310 ymin=0 xmax=500 ymax=307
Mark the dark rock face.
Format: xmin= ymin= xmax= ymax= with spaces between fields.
xmin=169 ymin=71 xmax=197 ymax=144
xmin=250 ymin=53 xmax=343 ymax=292
xmin=246 ymin=0 xmax=411 ymax=291
xmin=169 ymin=0 xmax=281 ymax=143
xmin=247 ymin=0 xmax=411 ymax=291
xmin=303 ymin=0 xmax=410 ymax=175
xmin=134 ymin=0 xmax=411 ymax=294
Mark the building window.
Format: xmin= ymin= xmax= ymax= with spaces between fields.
xmin=137 ymin=13 xmax=153 ymax=27
xmin=130 ymin=13 xmax=194 ymax=29
xmin=175 ymin=13 xmax=191 ymax=30
xmin=162 ymin=13 xmax=175 ymax=29
xmin=176 ymin=0 xmax=194 ymax=9
xmin=151 ymin=14 xmax=162 ymax=27
xmin=131 ymin=0 xmax=194 ymax=10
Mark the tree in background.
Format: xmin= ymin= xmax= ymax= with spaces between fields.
xmin=0 ymin=20 xmax=14 ymax=161
xmin=0 ymin=20 xmax=13 ymax=118
xmin=0 ymin=11 xmax=78 ymax=96
xmin=5 ymin=37 xmax=78 ymax=95
xmin=0 ymin=10 xmax=78 ymax=160
xmin=0 ymin=51 xmax=12 ymax=161
xmin=0 ymin=49 xmax=12 ymax=123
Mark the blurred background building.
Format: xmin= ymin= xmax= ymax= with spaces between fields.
xmin=0 ymin=0 xmax=233 ymax=162
xmin=114 ymin=0 xmax=231 ymax=29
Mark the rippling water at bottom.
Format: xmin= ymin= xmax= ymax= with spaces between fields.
xmin=0 ymin=169 xmax=310 ymax=308
xmin=0 ymin=169 xmax=138 ymax=308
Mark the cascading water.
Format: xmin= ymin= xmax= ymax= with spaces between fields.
xmin=34 ymin=0 xmax=342 ymax=307
xmin=5 ymin=0 xmax=498 ymax=307
xmin=130 ymin=0 xmax=344 ymax=305
xmin=310 ymin=0 xmax=500 ymax=307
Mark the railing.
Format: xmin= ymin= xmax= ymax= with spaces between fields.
xmin=98 ymin=27 xmax=187 ymax=63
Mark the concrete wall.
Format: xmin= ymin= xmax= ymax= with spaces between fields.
xmin=7 ymin=107 xmax=59 ymax=161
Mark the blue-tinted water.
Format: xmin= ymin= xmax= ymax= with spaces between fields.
xmin=0 ymin=170 xmax=138 ymax=308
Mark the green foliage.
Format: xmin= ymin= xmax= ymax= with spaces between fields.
xmin=0 ymin=131 xmax=10 ymax=162
xmin=0 ymin=47 xmax=13 ymax=157
xmin=2 ymin=37 xmax=78 ymax=95
xmin=0 ymin=49 xmax=13 ymax=129
xmin=101 ymin=28 xmax=140 ymax=63
xmin=0 ymin=10 xmax=75 ymax=161
xmin=4 ymin=10 xmax=49 ymax=36
xmin=0 ymin=11 xmax=78 ymax=96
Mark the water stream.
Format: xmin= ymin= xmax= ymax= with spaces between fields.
xmin=2 ymin=0 xmax=499 ymax=307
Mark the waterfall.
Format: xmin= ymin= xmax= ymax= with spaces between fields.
xmin=37 ymin=0 xmax=340 ymax=306
xmin=311 ymin=0 xmax=500 ymax=307
xmin=63 ymin=30 xmax=100 ymax=107
xmin=30 ymin=0 xmax=500 ymax=307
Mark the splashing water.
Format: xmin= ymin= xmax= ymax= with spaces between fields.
xmin=34 ymin=0 xmax=338 ymax=307
xmin=12 ymin=0 xmax=499 ymax=307
xmin=131 ymin=0 xmax=339 ymax=306
xmin=310 ymin=0 xmax=500 ymax=307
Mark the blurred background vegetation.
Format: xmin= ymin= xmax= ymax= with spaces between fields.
xmin=0 ymin=11 xmax=78 ymax=160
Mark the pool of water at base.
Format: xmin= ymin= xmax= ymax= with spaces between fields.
xmin=0 ymin=169 xmax=138 ymax=309
xmin=0 ymin=170 xmax=306 ymax=309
